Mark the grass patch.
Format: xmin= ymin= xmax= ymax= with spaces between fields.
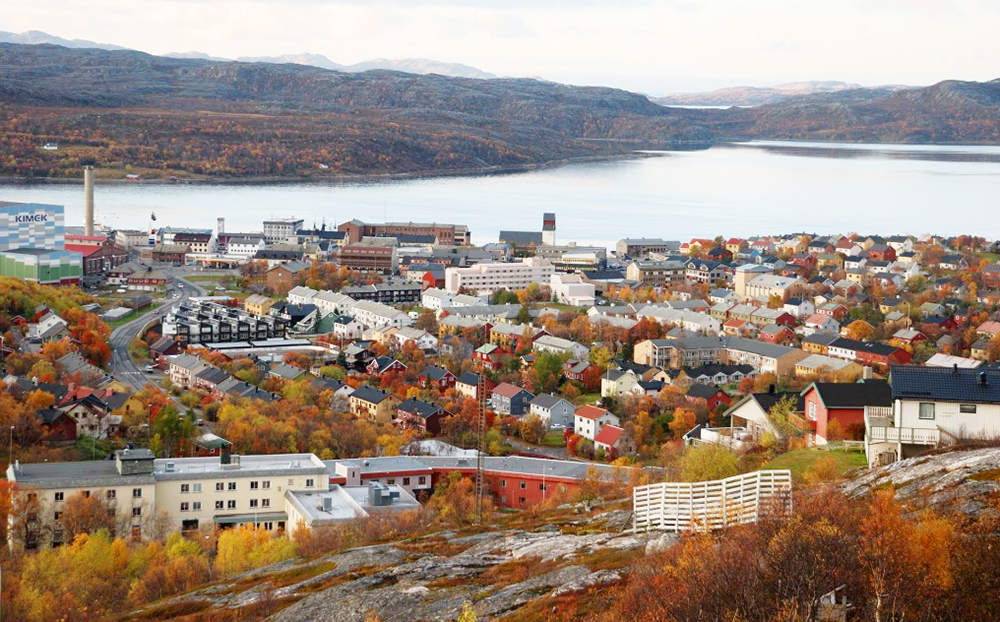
xmin=230 ymin=560 xmax=338 ymax=593
xmin=126 ymin=599 xmax=212 ymax=621
xmin=107 ymin=302 xmax=162 ymax=328
xmin=763 ymin=447 xmax=868 ymax=482
xmin=575 ymin=547 xmax=643 ymax=572
xmin=576 ymin=393 xmax=602 ymax=406
xmin=967 ymin=468 xmax=1000 ymax=481
xmin=185 ymin=275 xmax=227 ymax=283
xmin=476 ymin=556 xmax=561 ymax=588
xmin=396 ymin=535 xmax=476 ymax=557
xmin=541 ymin=430 xmax=566 ymax=447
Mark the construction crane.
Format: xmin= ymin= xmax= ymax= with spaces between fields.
xmin=475 ymin=373 xmax=488 ymax=525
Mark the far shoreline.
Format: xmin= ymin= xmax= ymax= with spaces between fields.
xmin=0 ymin=151 xmax=670 ymax=188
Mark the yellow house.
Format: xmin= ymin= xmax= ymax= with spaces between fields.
xmin=349 ymin=386 xmax=397 ymax=423
xmin=244 ymin=294 xmax=276 ymax=316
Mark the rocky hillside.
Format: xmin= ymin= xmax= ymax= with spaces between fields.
xmin=126 ymin=508 xmax=661 ymax=621
xmin=843 ymin=446 xmax=1000 ymax=516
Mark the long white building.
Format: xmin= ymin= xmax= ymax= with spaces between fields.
xmin=444 ymin=257 xmax=555 ymax=295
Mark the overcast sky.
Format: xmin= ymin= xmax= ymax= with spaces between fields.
xmin=5 ymin=0 xmax=999 ymax=94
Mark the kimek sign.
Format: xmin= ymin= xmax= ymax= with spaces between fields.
xmin=14 ymin=213 xmax=49 ymax=223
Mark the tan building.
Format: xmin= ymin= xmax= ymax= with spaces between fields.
xmin=349 ymin=386 xmax=397 ymax=423
xmin=244 ymin=294 xmax=276 ymax=316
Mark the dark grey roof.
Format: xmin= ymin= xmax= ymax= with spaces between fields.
xmin=806 ymin=380 xmax=891 ymax=408
xmin=498 ymin=231 xmax=543 ymax=245
xmin=10 ymin=461 xmax=156 ymax=489
xmin=194 ymin=366 xmax=230 ymax=385
xmin=457 ymin=372 xmax=480 ymax=386
xmin=751 ymin=392 xmax=805 ymax=413
xmin=351 ymin=385 xmax=391 ymax=404
xmin=419 ymin=366 xmax=454 ymax=382
xmin=530 ymin=393 xmax=569 ymax=409
xmin=890 ymin=366 xmax=1000 ymax=404
xmin=687 ymin=384 xmax=722 ymax=399
xmin=397 ymin=398 xmax=444 ymax=419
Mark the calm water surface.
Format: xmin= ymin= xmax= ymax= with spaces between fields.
xmin=4 ymin=141 xmax=1000 ymax=249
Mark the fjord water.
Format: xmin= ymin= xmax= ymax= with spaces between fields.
xmin=5 ymin=141 xmax=1000 ymax=249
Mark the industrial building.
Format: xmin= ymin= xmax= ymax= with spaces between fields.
xmin=0 ymin=201 xmax=82 ymax=285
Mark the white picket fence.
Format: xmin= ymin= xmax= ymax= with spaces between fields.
xmin=632 ymin=469 xmax=793 ymax=533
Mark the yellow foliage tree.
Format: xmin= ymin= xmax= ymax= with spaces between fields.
xmin=214 ymin=525 xmax=297 ymax=577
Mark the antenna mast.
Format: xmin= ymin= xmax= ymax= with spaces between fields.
xmin=475 ymin=373 xmax=488 ymax=525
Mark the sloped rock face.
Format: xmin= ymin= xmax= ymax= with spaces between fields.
xmin=267 ymin=521 xmax=652 ymax=622
xmin=842 ymin=447 xmax=1000 ymax=515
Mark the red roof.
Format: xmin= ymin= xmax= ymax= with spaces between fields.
xmin=64 ymin=244 xmax=101 ymax=257
xmin=594 ymin=424 xmax=624 ymax=447
xmin=575 ymin=404 xmax=611 ymax=421
xmin=724 ymin=318 xmax=746 ymax=327
xmin=492 ymin=382 xmax=528 ymax=398
xmin=65 ymin=234 xmax=107 ymax=244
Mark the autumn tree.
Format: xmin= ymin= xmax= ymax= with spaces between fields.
xmin=214 ymin=525 xmax=297 ymax=577
xmin=845 ymin=319 xmax=876 ymax=342
xmin=678 ymin=443 xmax=737 ymax=482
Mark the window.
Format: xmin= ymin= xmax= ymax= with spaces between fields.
xmin=263 ymin=521 xmax=274 ymax=531
xmin=261 ymin=499 xmax=270 ymax=508
xmin=133 ymin=488 xmax=142 ymax=498
xmin=180 ymin=484 xmax=190 ymax=493
xmin=540 ymin=483 xmax=547 ymax=491
xmin=250 ymin=499 xmax=259 ymax=508
xmin=807 ymin=401 xmax=817 ymax=421
xmin=215 ymin=500 xmax=224 ymax=510
xmin=192 ymin=502 xmax=201 ymax=511
xmin=83 ymin=491 xmax=91 ymax=498
xmin=519 ymin=481 xmax=527 ymax=489
xmin=500 ymin=479 xmax=507 ymax=488
xmin=193 ymin=483 xmax=202 ymax=493
xmin=960 ymin=404 xmax=977 ymax=414
xmin=54 ymin=492 xmax=64 ymax=502
xmin=919 ymin=402 xmax=936 ymax=420
xmin=418 ymin=476 xmax=426 ymax=485
xmin=227 ymin=500 xmax=236 ymax=509
xmin=386 ymin=479 xmax=395 ymax=485
xmin=288 ymin=479 xmax=295 ymax=486
xmin=216 ymin=482 xmax=224 ymax=492
xmin=180 ymin=502 xmax=190 ymax=512
xmin=262 ymin=480 xmax=271 ymax=490
xmin=250 ymin=481 xmax=259 ymax=490
xmin=106 ymin=490 xmax=116 ymax=499
xmin=519 ymin=497 xmax=526 ymax=505
xmin=228 ymin=482 xmax=237 ymax=491
xmin=54 ymin=512 xmax=62 ymax=521
xmin=132 ymin=508 xmax=142 ymax=517
xmin=306 ymin=478 xmax=315 ymax=488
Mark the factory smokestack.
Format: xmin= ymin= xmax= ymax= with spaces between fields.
xmin=83 ymin=165 xmax=95 ymax=236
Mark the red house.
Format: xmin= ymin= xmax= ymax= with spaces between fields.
xmin=686 ymin=384 xmax=732 ymax=410
xmin=38 ymin=408 xmax=77 ymax=442
xmin=367 ymin=356 xmax=407 ymax=376
xmin=801 ymin=380 xmax=891 ymax=444
xmin=474 ymin=344 xmax=502 ymax=370
xmin=759 ymin=324 xmax=795 ymax=345
xmin=817 ymin=303 xmax=848 ymax=321
xmin=396 ymin=398 xmax=448 ymax=436
xmin=418 ymin=365 xmax=457 ymax=390
xmin=868 ymin=244 xmax=897 ymax=262
xmin=853 ymin=343 xmax=912 ymax=368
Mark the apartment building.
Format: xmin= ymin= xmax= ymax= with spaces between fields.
xmin=743 ymin=274 xmax=804 ymax=301
xmin=5 ymin=449 xmax=330 ymax=549
xmin=350 ymin=300 xmax=413 ymax=329
xmin=625 ymin=260 xmax=687 ymax=288
xmin=616 ymin=238 xmax=673 ymax=258
xmin=342 ymin=282 xmax=422 ymax=304
xmin=263 ymin=218 xmax=305 ymax=244
xmin=444 ymin=258 xmax=555 ymax=295
xmin=162 ymin=300 xmax=288 ymax=344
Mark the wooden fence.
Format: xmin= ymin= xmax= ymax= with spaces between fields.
xmin=632 ymin=469 xmax=793 ymax=533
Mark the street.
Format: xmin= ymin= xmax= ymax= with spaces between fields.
xmin=108 ymin=266 xmax=207 ymax=392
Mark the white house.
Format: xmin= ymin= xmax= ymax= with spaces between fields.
xmin=393 ymin=327 xmax=438 ymax=352
xmin=313 ymin=291 xmax=357 ymax=317
xmin=226 ymin=236 xmax=266 ymax=257
xmin=351 ymin=300 xmax=413 ymax=329
xmin=573 ymin=405 xmax=620 ymax=441
xmin=332 ymin=315 xmax=364 ymax=340
xmin=533 ymin=335 xmax=590 ymax=360
xmin=783 ymin=298 xmax=815 ymax=319
xmin=444 ymin=257 xmax=554 ymax=295
xmin=866 ymin=366 xmax=1000 ymax=467
xmin=549 ymin=273 xmax=596 ymax=307
xmin=601 ymin=369 xmax=639 ymax=398
xmin=286 ymin=286 xmax=318 ymax=306
xmin=421 ymin=288 xmax=454 ymax=310
xmin=529 ymin=394 xmax=576 ymax=428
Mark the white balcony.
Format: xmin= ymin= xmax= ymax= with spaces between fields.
xmin=867 ymin=426 xmax=941 ymax=445
xmin=697 ymin=426 xmax=754 ymax=452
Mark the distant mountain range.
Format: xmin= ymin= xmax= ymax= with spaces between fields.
xmin=0 ymin=29 xmax=127 ymax=50
xmin=654 ymin=80 xmax=913 ymax=107
xmin=1 ymin=41 xmax=1000 ymax=182
xmin=0 ymin=29 xmax=498 ymax=80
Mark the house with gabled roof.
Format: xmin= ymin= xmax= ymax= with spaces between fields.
xmin=802 ymin=380 xmax=891 ymax=445
xmin=349 ymin=385 xmax=396 ymax=422
xmin=268 ymin=363 xmax=308 ymax=382
xmin=396 ymin=398 xmax=448 ymax=436
xmin=419 ymin=366 xmax=457 ymax=390
xmin=491 ymin=383 xmax=534 ymax=416
xmin=529 ymin=394 xmax=575 ymax=428
xmin=593 ymin=424 xmax=632 ymax=456
xmin=474 ymin=344 xmax=503 ymax=370
xmin=573 ymin=405 xmax=620 ymax=441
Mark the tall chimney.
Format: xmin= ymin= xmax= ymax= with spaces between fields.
xmin=83 ymin=165 xmax=95 ymax=236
